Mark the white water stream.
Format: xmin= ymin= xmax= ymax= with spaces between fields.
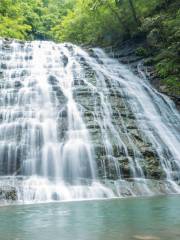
xmin=0 ymin=40 xmax=180 ymax=203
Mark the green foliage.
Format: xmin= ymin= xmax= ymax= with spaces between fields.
xmin=52 ymin=0 xmax=123 ymax=45
xmin=0 ymin=16 xmax=31 ymax=39
xmin=162 ymin=76 xmax=180 ymax=95
xmin=0 ymin=0 xmax=76 ymax=40
xmin=53 ymin=0 xmax=141 ymax=45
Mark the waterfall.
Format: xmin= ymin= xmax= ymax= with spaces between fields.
xmin=0 ymin=39 xmax=180 ymax=203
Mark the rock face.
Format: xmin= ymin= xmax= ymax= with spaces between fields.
xmin=0 ymin=186 xmax=17 ymax=201
xmin=72 ymin=53 xmax=167 ymax=182
xmin=0 ymin=38 xmax=180 ymax=201
xmin=104 ymin=40 xmax=180 ymax=110
xmin=75 ymin=47 xmax=180 ymax=192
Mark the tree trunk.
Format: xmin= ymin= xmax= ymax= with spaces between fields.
xmin=128 ymin=0 xmax=139 ymax=26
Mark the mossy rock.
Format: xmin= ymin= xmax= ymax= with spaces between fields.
xmin=135 ymin=47 xmax=149 ymax=57
xmin=0 ymin=188 xmax=17 ymax=201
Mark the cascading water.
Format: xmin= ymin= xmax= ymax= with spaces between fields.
xmin=0 ymin=39 xmax=180 ymax=203
xmin=0 ymin=40 xmax=114 ymax=203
